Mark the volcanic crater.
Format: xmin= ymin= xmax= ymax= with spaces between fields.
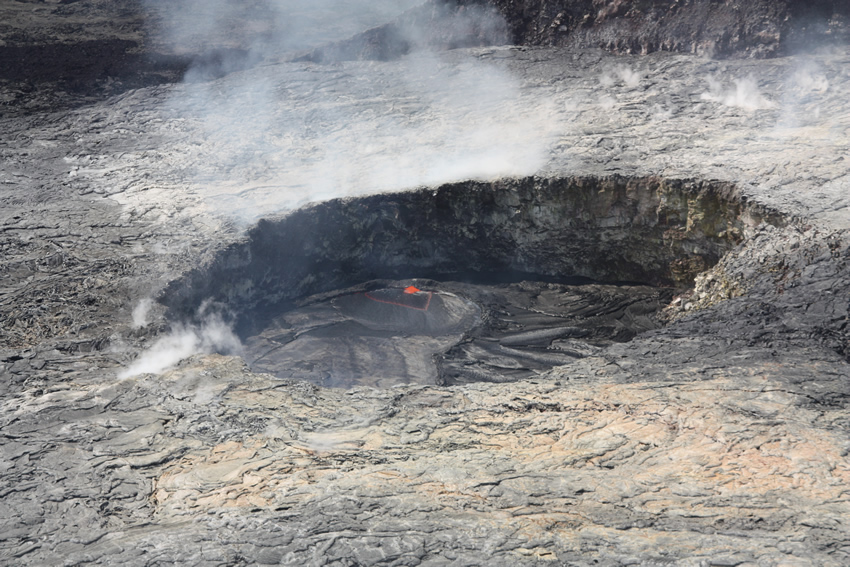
xmin=161 ymin=175 xmax=785 ymax=388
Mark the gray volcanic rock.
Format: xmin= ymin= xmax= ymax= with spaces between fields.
xmin=489 ymin=0 xmax=850 ymax=57
xmin=2 ymin=1 xmax=850 ymax=566
xmin=299 ymin=0 xmax=850 ymax=63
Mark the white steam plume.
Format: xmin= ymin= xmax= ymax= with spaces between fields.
xmin=789 ymin=63 xmax=830 ymax=95
xmin=616 ymin=65 xmax=641 ymax=88
xmin=775 ymin=59 xmax=831 ymax=129
xmin=145 ymin=0 xmax=559 ymax=222
xmin=700 ymin=74 xmax=776 ymax=111
xmin=119 ymin=312 xmax=242 ymax=378
xmin=131 ymin=298 xmax=154 ymax=329
xmin=600 ymin=64 xmax=641 ymax=88
xmin=149 ymin=0 xmax=423 ymax=62
xmin=598 ymin=94 xmax=616 ymax=111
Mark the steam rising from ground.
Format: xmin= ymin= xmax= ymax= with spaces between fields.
xmin=148 ymin=0 xmax=558 ymax=221
xmin=131 ymin=298 xmax=154 ymax=329
xmin=789 ymin=63 xmax=830 ymax=95
xmin=119 ymin=312 xmax=242 ymax=378
xmin=150 ymin=0 xmax=422 ymax=59
xmin=600 ymin=65 xmax=641 ymax=89
xmin=123 ymin=0 xmax=558 ymax=373
xmin=777 ymin=60 xmax=831 ymax=127
xmin=125 ymin=3 xmax=844 ymax=375
xmin=700 ymin=74 xmax=776 ymax=110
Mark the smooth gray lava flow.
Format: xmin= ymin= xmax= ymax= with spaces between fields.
xmin=244 ymin=278 xmax=674 ymax=388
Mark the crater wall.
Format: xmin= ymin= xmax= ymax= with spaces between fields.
xmin=162 ymin=175 xmax=784 ymax=329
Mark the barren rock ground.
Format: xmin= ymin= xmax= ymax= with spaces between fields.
xmin=1 ymin=1 xmax=850 ymax=566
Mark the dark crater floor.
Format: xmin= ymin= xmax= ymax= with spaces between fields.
xmin=245 ymin=277 xmax=673 ymax=388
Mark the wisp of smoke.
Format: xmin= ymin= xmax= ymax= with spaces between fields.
xmin=599 ymin=64 xmax=641 ymax=89
xmin=118 ymin=312 xmax=242 ymax=378
xmin=614 ymin=64 xmax=641 ymax=88
xmin=150 ymin=0 xmax=423 ymax=65
xmin=598 ymin=94 xmax=616 ymax=111
xmin=596 ymin=64 xmax=640 ymax=113
xmin=700 ymin=74 xmax=776 ymax=111
xmin=146 ymin=0 xmax=558 ymax=222
xmin=790 ymin=64 xmax=830 ymax=94
xmin=775 ymin=59 xmax=831 ymax=129
xmin=131 ymin=298 xmax=153 ymax=329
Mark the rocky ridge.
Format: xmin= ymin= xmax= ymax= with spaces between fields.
xmin=300 ymin=0 xmax=850 ymax=63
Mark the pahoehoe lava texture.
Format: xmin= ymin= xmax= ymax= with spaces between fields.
xmin=245 ymin=284 xmax=483 ymax=388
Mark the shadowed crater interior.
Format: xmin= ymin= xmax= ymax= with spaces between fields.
xmin=161 ymin=175 xmax=785 ymax=388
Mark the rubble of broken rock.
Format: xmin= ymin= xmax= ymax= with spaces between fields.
xmin=3 ymin=8 xmax=850 ymax=567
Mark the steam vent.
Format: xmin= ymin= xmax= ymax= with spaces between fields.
xmin=2 ymin=1 xmax=850 ymax=566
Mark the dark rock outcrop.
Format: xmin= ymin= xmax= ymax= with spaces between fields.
xmin=299 ymin=0 xmax=850 ymax=63
xmin=491 ymin=0 xmax=850 ymax=57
